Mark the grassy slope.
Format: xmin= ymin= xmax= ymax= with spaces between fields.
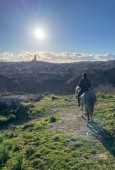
xmin=0 ymin=94 xmax=115 ymax=170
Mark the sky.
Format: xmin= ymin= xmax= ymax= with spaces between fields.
xmin=0 ymin=0 xmax=115 ymax=62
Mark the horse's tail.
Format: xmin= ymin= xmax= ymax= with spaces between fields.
xmin=85 ymin=91 xmax=96 ymax=104
xmin=84 ymin=91 xmax=96 ymax=118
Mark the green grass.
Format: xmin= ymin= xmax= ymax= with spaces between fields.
xmin=0 ymin=94 xmax=115 ymax=170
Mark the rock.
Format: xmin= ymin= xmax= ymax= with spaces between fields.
xmin=0 ymin=94 xmax=44 ymax=107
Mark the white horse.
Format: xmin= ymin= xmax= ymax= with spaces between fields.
xmin=75 ymin=86 xmax=97 ymax=122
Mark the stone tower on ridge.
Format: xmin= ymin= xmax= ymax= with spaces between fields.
xmin=34 ymin=54 xmax=37 ymax=61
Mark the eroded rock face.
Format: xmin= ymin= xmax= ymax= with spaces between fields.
xmin=0 ymin=94 xmax=43 ymax=107
xmin=0 ymin=96 xmax=20 ymax=106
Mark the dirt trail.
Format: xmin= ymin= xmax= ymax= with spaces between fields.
xmin=48 ymin=107 xmax=89 ymax=135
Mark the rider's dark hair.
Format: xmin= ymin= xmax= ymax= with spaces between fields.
xmin=82 ymin=73 xmax=87 ymax=78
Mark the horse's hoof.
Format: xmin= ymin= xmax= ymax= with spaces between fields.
xmin=90 ymin=118 xmax=93 ymax=123
xmin=87 ymin=121 xmax=90 ymax=125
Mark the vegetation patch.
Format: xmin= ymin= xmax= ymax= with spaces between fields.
xmin=0 ymin=94 xmax=115 ymax=169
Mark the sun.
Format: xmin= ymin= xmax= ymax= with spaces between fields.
xmin=34 ymin=28 xmax=45 ymax=39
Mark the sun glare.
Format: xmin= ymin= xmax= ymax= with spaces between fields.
xmin=34 ymin=28 xmax=45 ymax=39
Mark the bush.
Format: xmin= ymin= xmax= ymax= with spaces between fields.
xmin=0 ymin=147 xmax=9 ymax=166
xmin=50 ymin=116 xmax=56 ymax=123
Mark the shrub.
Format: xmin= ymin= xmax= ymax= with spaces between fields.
xmin=0 ymin=147 xmax=9 ymax=166
xmin=51 ymin=95 xmax=60 ymax=100
xmin=50 ymin=116 xmax=56 ymax=123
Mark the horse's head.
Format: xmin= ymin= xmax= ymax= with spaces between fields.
xmin=75 ymin=86 xmax=80 ymax=94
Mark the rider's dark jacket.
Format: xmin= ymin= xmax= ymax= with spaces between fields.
xmin=78 ymin=77 xmax=91 ymax=91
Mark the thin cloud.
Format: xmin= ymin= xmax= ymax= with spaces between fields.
xmin=0 ymin=52 xmax=115 ymax=62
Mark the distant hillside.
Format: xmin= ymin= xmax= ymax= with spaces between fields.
xmin=0 ymin=60 xmax=115 ymax=94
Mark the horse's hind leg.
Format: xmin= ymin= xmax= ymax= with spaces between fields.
xmin=81 ymin=104 xmax=83 ymax=116
xmin=85 ymin=107 xmax=87 ymax=115
xmin=86 ymin=106 xmax=90 ymax=122
xmin=90 ymin=105 xmax=94 ymax=122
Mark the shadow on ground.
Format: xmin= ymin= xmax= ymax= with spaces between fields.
xmin=87 ymin=122 xmax=115 ymax=157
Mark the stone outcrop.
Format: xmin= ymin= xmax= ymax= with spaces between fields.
xmin=0 ymin=94 xmax=44 ymax=107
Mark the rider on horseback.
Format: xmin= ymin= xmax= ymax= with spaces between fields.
xmin=77 ymin=73 xmax=91 ymax=107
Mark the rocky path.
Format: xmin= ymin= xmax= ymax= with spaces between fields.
xmin=48 ymin=107 xmax=90 ymax=136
